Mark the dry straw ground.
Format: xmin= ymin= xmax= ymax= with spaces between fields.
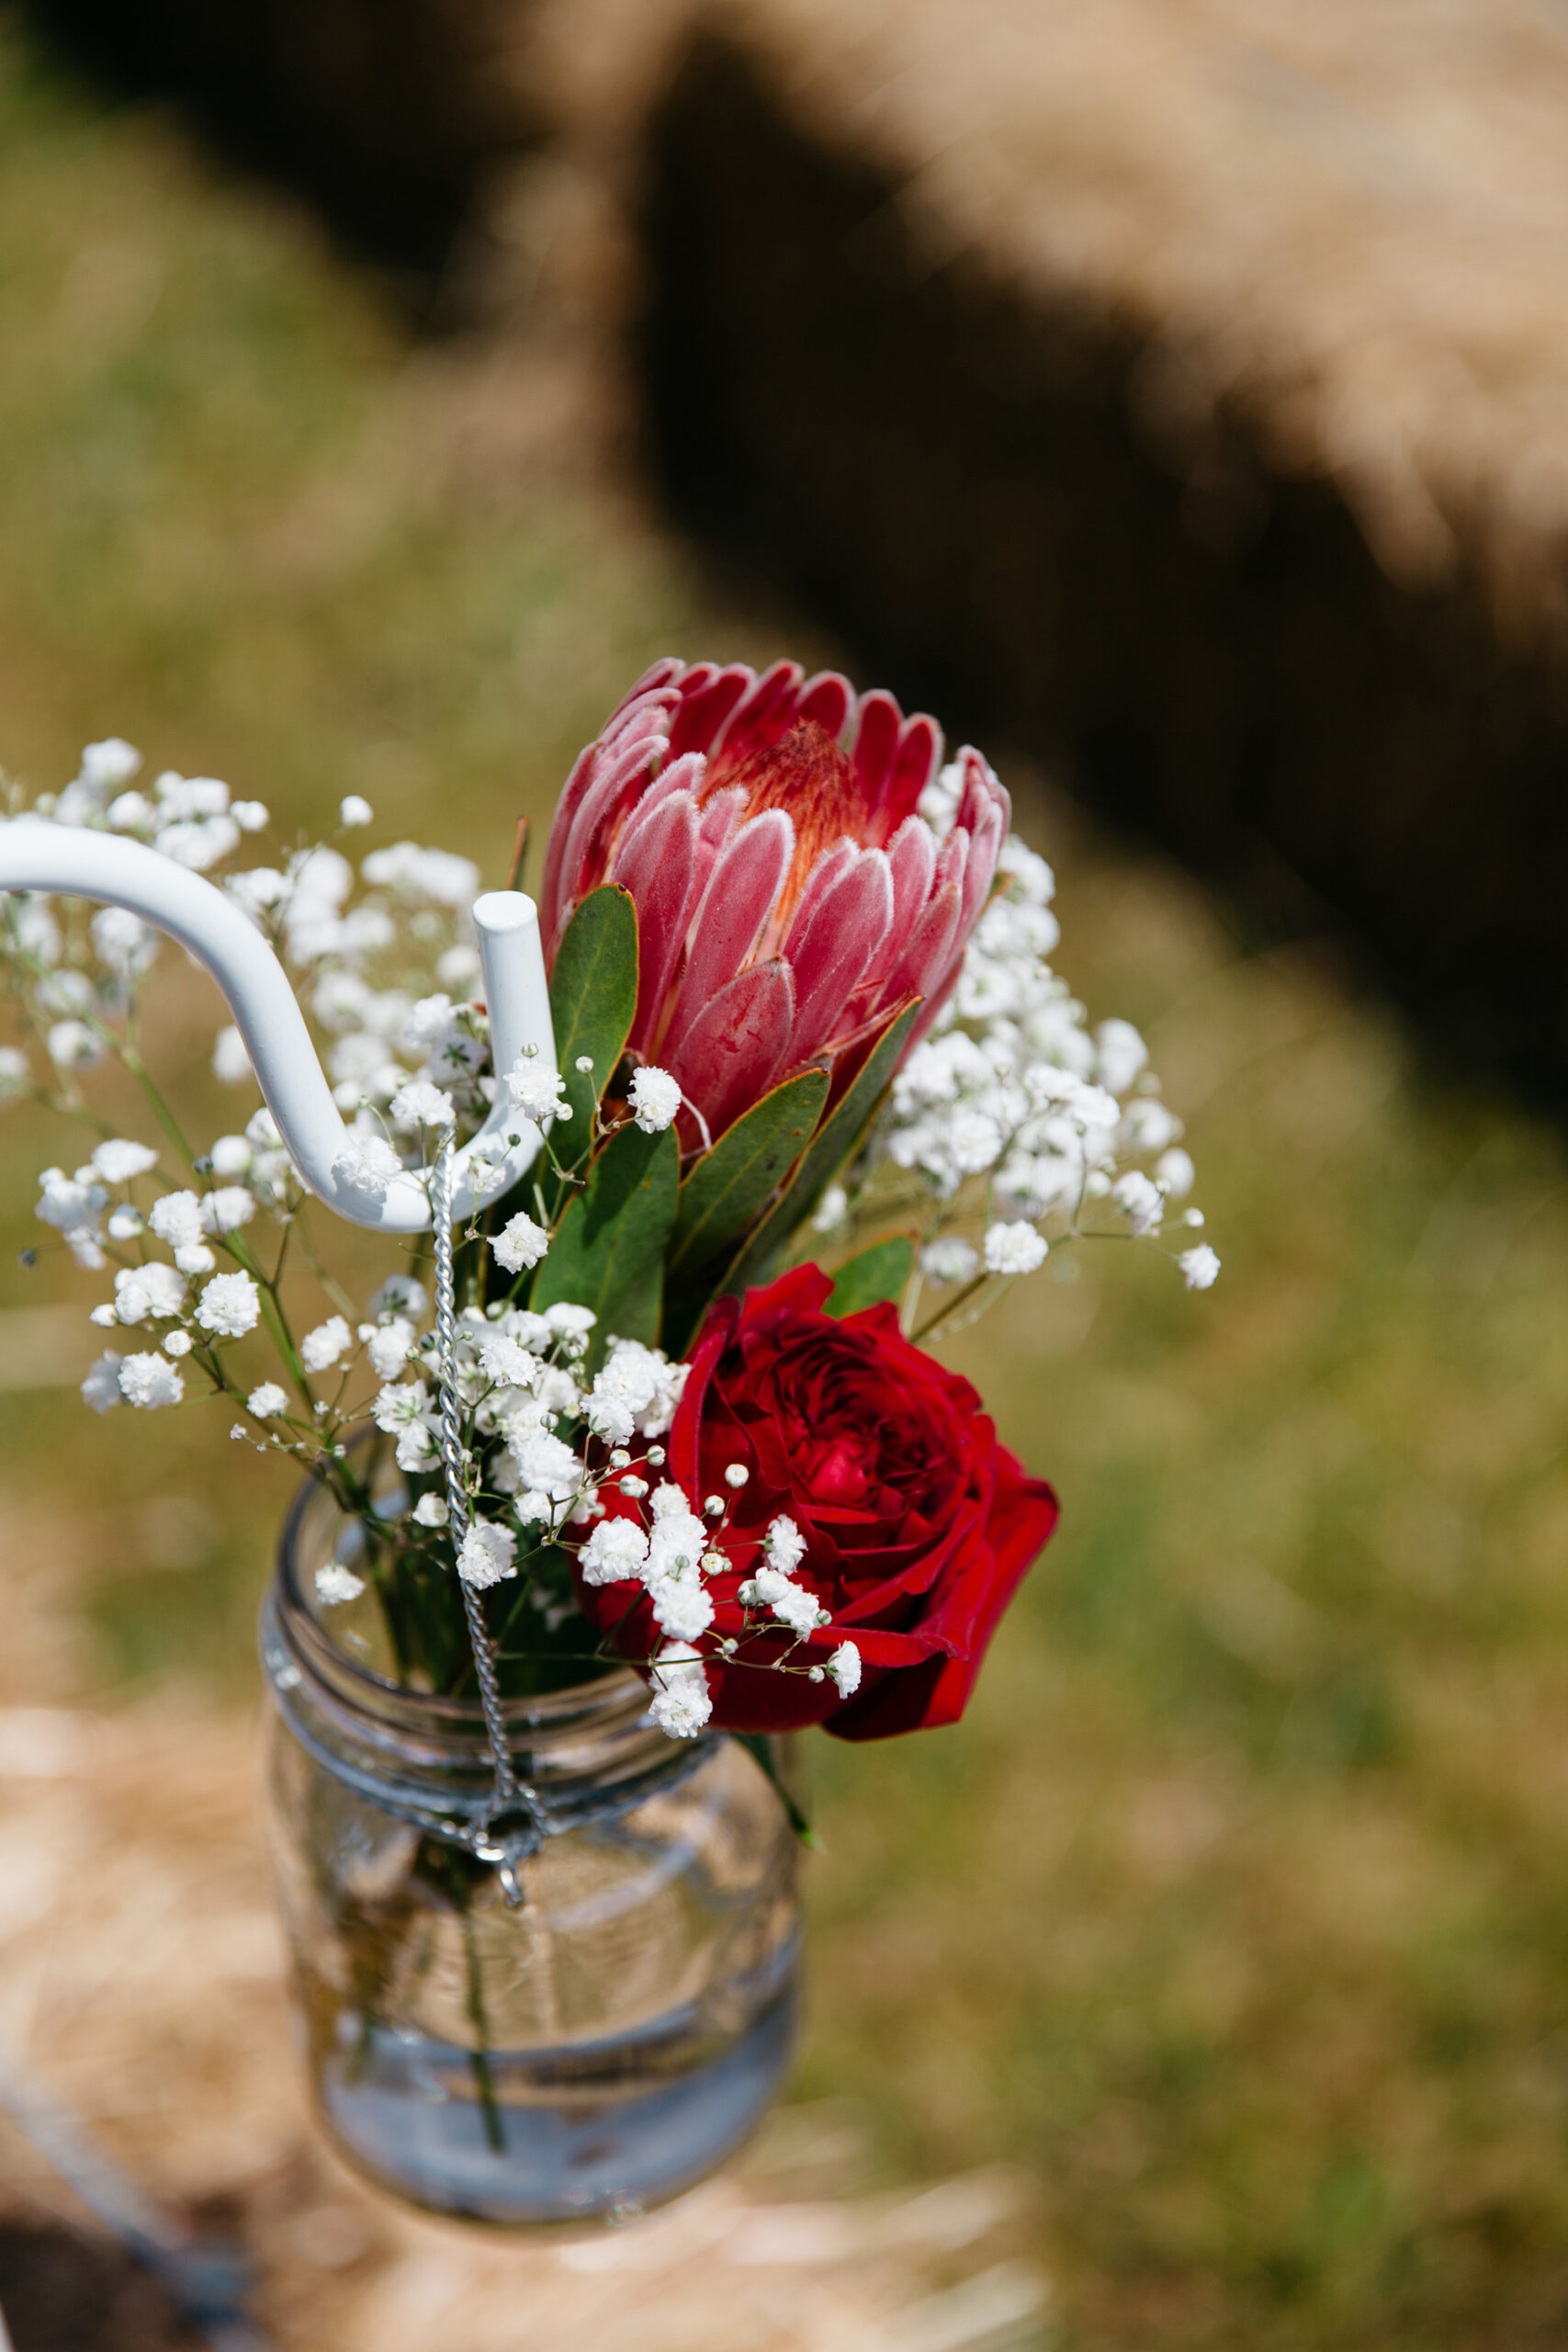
xmin=0 ymin=1696 xmax=1043 ymax=2352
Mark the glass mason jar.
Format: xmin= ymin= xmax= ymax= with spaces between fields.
xmin=259 ymin=1470 xmax=801 ymax=2226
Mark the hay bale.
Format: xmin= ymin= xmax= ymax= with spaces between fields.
xmin=29 ymin=0 xmax=1568 ymax=1086
xmin=631 ymin=0 xmax=1568 ymax=1095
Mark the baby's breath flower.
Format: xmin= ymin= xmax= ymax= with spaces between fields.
xmin=1179 ymin=1244 xmax=1222 ymax=1292
xmin=505 ymin=1048 xmax=568 ymax=1124
xmin=828 ymin=1641 xmax=863 ymax=1697
xmin=368 ymin=1273 xmax=426 ymax=1323
xmin=0 ymin=1046 xmax=30 ymax=1097
xmin=331 ymin=1132 xmax=403 ymax=1202
xmin=48 ymin=1019 xmax=103 ymax=1070
xmin=457 ymin=1521 xmax=518 ymax=1589
xmin=1111 ymin=1171 xmax=1164 ymax=1238
xmin=649 ymin=1572 xmax=714 ymax=1643
xmin=983 ymin=1220 xmax=1047 ymax=1276
xmin=247 ymin=1382 xmax=289 ymax=1419
xmin=301 ymin=1316 xmax=354 ymax=1373
xmin=175 ymin=1243 xmax=217 ymax=1276
xmin=761 ymin=1515 xmax=807 ymax=1576
xmin=580 ymin=1517 xmax=649 ymax=1586
xmin=492 ymin=1211 xmax=549 ymax=1273
xmin=149 ymin=1191 xmax=204 ymax=1250
xmin=118 ymin=1351 xmax=184 ymax=1408
xmin=412 ymin=1492 xmax=448 ymax=1528
xmin=90 ymin=1139 xmax=158 ymax=1185
xmin=627 ymin=1066 xmax=682 ymax=1134
xmin=389 ymin=1080 xmax=455 ymax=1132
xmin=114 ymin=1263 xmax=186 ymax=1325
xmin=922 ymin=1236 xmax=979 ymax=1284
xmin=339 ymin=796 xmax=374 ymax=830
xmin=812 ymin=1183 xmax=850 ymax=1234
xmin=209 ymin=1135 xmax=252 ymax=1179
xmin=741 ymin=1563 xmax=821 ymax=1638
xmin=196 ymin=1270 xmax=261 ymax=1338
xmin=163 ymin=1330 xmax=193 ymax=1357
xmin=1156 ymin=1147 xmax=1195 ymax=1200
xmin=373 ymin=1379 xmax=429 ymax=1431
xmin=316 ymin=1565 xmax=365 ymax=1605
xmin=724 ymin=1463 xmax=750 ymax=1489
xmin=364 ymin=1317 xmax=416 ymax=1378
xmin=212 ymin=1028 xmax=253 ymax=1085
xmin=649 ymin=1645 xmax=713 ymax=1739
xmin=81 ymin=1351 xmax=123 ymax=1414
xmin=200 ymin=1184 xmax=257 ymax=1235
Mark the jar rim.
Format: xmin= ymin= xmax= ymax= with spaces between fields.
xmin=276 ymin=1449 xmax=642 ymax=1740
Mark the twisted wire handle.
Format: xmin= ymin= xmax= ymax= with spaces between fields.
xmin=429 ymin=1132 xmax=532 ymax=1905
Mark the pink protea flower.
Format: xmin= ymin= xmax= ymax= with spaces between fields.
xmin=539 ymin=658 xmax=1010 ymax=1144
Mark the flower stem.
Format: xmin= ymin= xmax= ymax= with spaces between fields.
xmin=460 ymin=1905 xmax=506 ymax=2155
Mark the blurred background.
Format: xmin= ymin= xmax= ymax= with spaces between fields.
xmin=5 ymin=1 xmax=1568 ymax=2344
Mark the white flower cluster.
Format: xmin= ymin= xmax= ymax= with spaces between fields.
xmin=1 ymin=738 xmax=495 ymax=1213
xmin=374 ymin=1299 xmax=685 ymax=1544
xmin=579 ymin=1498 xmax=863 ymax=1738
xmin=874 ymin=786 xmax=1217 ymax=1293
xmin=42 ymin=738 xmax=266 ymax=875
xmin=67 ymin=1131 xmax=272 ymax=1413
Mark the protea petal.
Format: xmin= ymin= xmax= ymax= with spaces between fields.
xmin=663 ymin=808 xmax=795 ymax=1054
xmin=546 ymin=720 xmax=674 ymax=955
xmin=960 ymin=797 xmax=1007 ymax=940
xmin=668 ymin=958 xmax=796 ymax=1140
xmin=613 ymin=752 xmax=706 ymax=858
xmin=953 ymin=745 xmax=1010 ymax=840
xmin=610 ymin=790 xmax=701 ymax=1051
xmin=879 ymin=883 xmax=962 ymax=1022
xmin=698 ymin=785 xmax=746 ymax=854
xmin=604 ymin=656 xmax=685 ymax=729
xmin=850 ymin=689 xmax=902 ymax=807
xmin=883 ymin=714 xmax=945 ymax=835
xmin=886 ymin=813 xmax=937 ymax=937
xmin=789 ymin=848 xmax=895 ymax=1064
xmin=796 ymin=670 xmax=853 ymax=738
xmin=669 ymin=663 xmax=753 ymax=760
xmin=934 ymin=826 xmax=970 ymax=902
xmin=712 ymin=660 xmax=807 ymax=771
xmin=782 ymin=837 xmax=858 ymax=960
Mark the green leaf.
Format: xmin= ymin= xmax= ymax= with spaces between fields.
xmin=826 ymin=1233 xmax=916 ymax=1317
xmin=727 ymin=998 xmax=922 ymax=1295
xmin=547 ymin=886 xmax=638 ymax=1136
xmin=735 ymin=1733 xmax=819 ymax=1849
xmin=531 ymin=1119 xmax=678 ymax=1368
xmin=662 ymin=1068 xmax=830 ymax=1356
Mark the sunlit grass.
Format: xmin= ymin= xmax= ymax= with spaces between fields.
xmin=5 ymin=16 xmax=1568 ymax=2345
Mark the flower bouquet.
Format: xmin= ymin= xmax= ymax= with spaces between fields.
xmin=0 ymin=658 xmax=1216 ymax=2223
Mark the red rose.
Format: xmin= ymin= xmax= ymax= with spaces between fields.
xmin=573 ymin=1266 xmax=1058 ymax=1739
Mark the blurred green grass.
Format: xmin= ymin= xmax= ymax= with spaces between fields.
xmin=6 ymin=17 xmax=1568 ymax=2346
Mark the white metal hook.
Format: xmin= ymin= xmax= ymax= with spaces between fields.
xmin=0 ymin=819 xmax=556 ymax=1231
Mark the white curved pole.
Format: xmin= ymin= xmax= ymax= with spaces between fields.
xmin=0 ymin=820 xmax=556 ymax=1232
